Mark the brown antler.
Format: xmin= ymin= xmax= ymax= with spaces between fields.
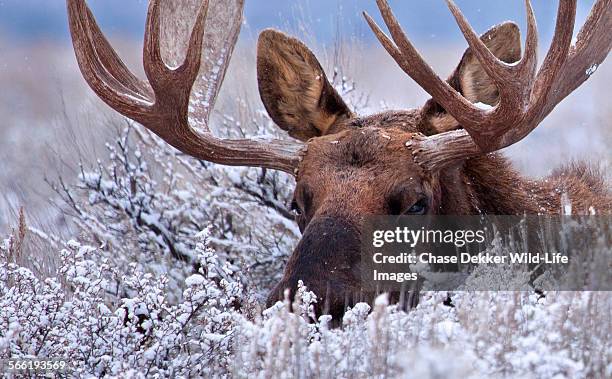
xmin=365 ymin=0 xmax=611 ymax=171
xmin=67 ymin=0 xmax=303 ymax=175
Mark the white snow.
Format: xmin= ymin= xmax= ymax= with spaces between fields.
xmin=474 ymin=101 xmax=494 ymax=110
xmin=185 ymin=274 xmax=206 ymax=286
xmin=585 ymin=64 xmax=598 ymax=76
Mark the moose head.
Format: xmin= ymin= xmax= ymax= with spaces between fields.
xmin=67 ymin=0 xmax=611 ymax=319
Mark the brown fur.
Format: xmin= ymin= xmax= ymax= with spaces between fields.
xmin=257 ymin=29 xmax=352 ymax=141
xmin=258 ymin=27 xmax=611 ymax=318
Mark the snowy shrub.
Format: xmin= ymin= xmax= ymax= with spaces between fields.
xmin=47 ymin=120 xmax=298 ymax=303
xmin=3 ymin=230 xmax=610 ymax=379
xmin=0 ymin=229 xmax=247 ymax=377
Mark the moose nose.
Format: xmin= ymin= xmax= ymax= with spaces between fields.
xmin=266 ymin=216 xmax=362 ymax=318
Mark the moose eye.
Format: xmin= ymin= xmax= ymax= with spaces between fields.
xmin=405 ymin=199 xmax=428 ymax=215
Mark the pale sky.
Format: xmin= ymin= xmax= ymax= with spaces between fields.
xmin=0 ymin=0 xmax=596 ymax=46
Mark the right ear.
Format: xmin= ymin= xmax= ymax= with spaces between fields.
xmin=257 ymin=29 xmax=353 ymax=141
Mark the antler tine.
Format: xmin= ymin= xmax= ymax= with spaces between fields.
xmin=179 ymin=0 xmax=209 ymax=82
xmin=142 ymin=0 xmax=208 ymax=124
xmin=530 ymin=1 xmax=576 ymax=108
xmin=520 ymin=0 xmax=539 ymax=80
xmin=143 ymin=0 xmax=209 ymax=93
xmin=549 ymin=0 xmax=610 ymax=106
xmin=362 ymin=13 xmax=403 ymax=78
xmin=491 ymin=0 xmax=576 ymax=147
xmin=67 ymin=0 xmax=304 ymax=175
xmin=364 ymin=0 xmax=482 ymax=126
xmin=82 ymin=4 xmax=151 ymax=97
xmin=67 ymin=0 xmax=152 ymax=116
xmin=445 ymin=0 xmax=515 ymax=84
xmin=143 ymin=0 xmax=168 ymax=91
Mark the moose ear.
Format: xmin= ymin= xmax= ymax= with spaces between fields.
xmin=257 ymin=29 xmax=353 ymax=141
xmin=427 ymin=22 xmax=522 ymax=132
xmin=453 ymin=21 xmax=522 ymax=104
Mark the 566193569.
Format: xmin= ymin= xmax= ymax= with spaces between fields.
xmin=1 ymin=358 xmax=71 ymax=374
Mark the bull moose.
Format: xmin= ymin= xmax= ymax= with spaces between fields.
xmin=66 ymin=0 xmax=611 ymax=318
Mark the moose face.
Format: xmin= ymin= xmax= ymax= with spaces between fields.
xmin=257 ymin=25 xmax=522 ymax=317
xmin=266 ymin=125 xmax=440 ymax=317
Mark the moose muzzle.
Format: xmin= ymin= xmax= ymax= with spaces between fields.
xmin=266 ymin=216 xmax=364 ymax=319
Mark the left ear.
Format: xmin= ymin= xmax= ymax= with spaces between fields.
xmin=424 ymin=22 xmax=522 ymax=133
